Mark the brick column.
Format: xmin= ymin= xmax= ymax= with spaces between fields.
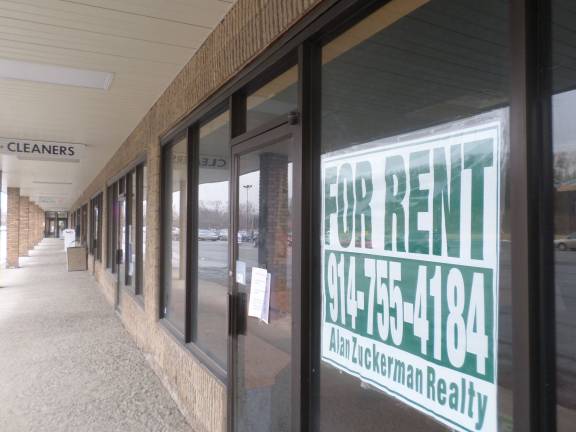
xmin=34 ymin=204 xmax=41 ymax=245
xmin=29 ymin=203 xmax=36 ymax=250
xmin=18 ymin=196 xmax=30 ymax=257
xmin=258 ymin=152 xmax=290 ymax=315
xmin=36 ymin=205 xmax=42 ymax=244
xmin=38 ymin=206 xmax=44 ymax=242
xmin=7 ymin=188 xmax=20 ymax=268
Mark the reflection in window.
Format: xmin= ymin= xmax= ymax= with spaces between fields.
xmin=194 ymin=111 xmax=230 ymax=369
xmin=553 ymin=2 xmax=576 ymax=429
xmin=0 ymin=191 xmax=6 ymax=267
xmin=319 ymin=0 xmax=511 ymax=431
xmin=106 ymin=185 xmax=114 ymax=270
xmin=140 ymin=164 xmax=147 ymax=296
xmin=235 ymin=140 xmax=294 ymax=432
xmin=246 ymin=65 xmax=298 ymax=131
xmin=128 ymin=170 xmax=137 ymax=289
xmin=164 ymin=137 xmax=188 ymax=335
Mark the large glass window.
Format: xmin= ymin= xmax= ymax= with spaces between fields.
xmin=137 ymin=164 xmax=147 ymax=297
xmin=194 ymin=110 xmax=230 ymax=369
xmin=318 ymin=1 xmax=511 ymax=431
xmin=552 ymin=2 xmax=576 ymax=430
xmin=128 ymin=171 xmax=137 ymax=288
xmin=163 ymin=136 xmax=188 ymax=335
xmin=106 ymin=185 xmax=114 ymax=270
xmin=90 ymin=194 xmax=102 ymax=261
xmin=0 ymin=190 xmax=6 ymax=268
xmin=246 ymin=64 xmax=298 ymax=130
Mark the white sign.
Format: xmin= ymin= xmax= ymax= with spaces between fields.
xmin=321 ymin=119 xmax=501 ymax=432
xmin=236 ymin=260 xmax=247 ymax=285
xmin=63 ymin=229 xmax=76 ymax=249
xmin=0 ymin=138 xmax=82 ymax=162
xmin=248 ymin=267 xmax=271 ymax=323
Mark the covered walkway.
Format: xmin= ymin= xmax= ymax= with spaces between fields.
xmin=0 ymin=238 xmax=192 ymax=432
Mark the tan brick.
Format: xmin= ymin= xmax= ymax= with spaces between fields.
xmin=68 ymin=1 xmax=324 ymax=430
xmin=7 ymin=188 xmax=20 ymax=267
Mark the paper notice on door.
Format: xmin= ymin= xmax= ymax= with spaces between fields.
xmin=262 ymin=273 xmax=271 ymax=324
xmin=236 ymin=260 xmax=246 ymax=285
xmin=248 ymin=267 xmax=271 ymax=323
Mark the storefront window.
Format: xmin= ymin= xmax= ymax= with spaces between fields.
xmin=128 ymin=171 xmax=137 ymax=289
xmin=195 ymin=111 xmax=230 ymax=369
xmin=319 ymin=1 xmax=511 ymax=431
xmin=246 ymin=65 xmax=298 ymax=130
xmin=552 ymin=2 xmax=576 ymax=430
xmin=106 ymin=185 xmax=115 ymax=271
xmin=163 ymin=136 xmax=188 ymax=335
xmin=0 ymin=191 xmax=6 ymax=267
xmin=139 ymin=164 xmax=147 ymax=297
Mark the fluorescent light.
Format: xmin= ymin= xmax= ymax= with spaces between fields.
xmin=0 ymin=58 xmax=113 ymax=90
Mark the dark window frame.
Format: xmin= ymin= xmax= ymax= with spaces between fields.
xmin=105 ymin=161 xmax=146 ymax=303
xmin=160 ymin=131 xmax=189 ymax=340
xmin=106 ymin=185 xmax=114 ymax=270
xmin=89 ymin=192 xmax=103 ymax=261
xmin=135 ymin=164 xmax=146 ymax=297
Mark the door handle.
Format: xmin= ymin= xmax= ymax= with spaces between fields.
xmin=237 ymin=292 xmax=247 ymax=335
xmin=228 ymin=292 xmax=247 ymax=336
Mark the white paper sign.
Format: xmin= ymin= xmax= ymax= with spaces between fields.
xmin=248 ymin=267 xmax=270 ymax=322
xmin=236 ymin=260 xmax=247 ymax=285
xmin=262 ymin=274 xmax=271 ymax=324
xmin=321 ymin=118 xmax=502 ymax=432
xmin=63 ymin=229 xmax=76 ymax=249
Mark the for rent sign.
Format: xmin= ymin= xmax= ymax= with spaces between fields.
xmin=321 ymin=121 xmax=501 ymax=432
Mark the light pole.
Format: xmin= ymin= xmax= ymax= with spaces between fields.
xmin=242 ymin=184 xmax=253 ymax=237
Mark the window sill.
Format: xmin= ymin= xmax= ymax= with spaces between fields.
xmin=120 ymin=284 xmax=145 ymax=310
xmin=158 ymin=319 xmax=227 ymax=384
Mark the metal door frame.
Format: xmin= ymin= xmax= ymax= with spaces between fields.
xmin=227 ymin=118 xmax=303 ymax=432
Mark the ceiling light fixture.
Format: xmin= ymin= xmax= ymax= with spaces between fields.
xmin=32 ymin=181 xmax=73 ymax=185
xmin=0 ymin=58 xmax=113 ymax=90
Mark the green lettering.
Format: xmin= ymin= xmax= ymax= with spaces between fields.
xmin=426 ymin=366 xmax=436 ymax=400
xmin=464 ymin=139 xmax=493 ymax=260
xmin=355 ymin=161 xmax=373 ymax=248
xmin=409 ymin=150 xmax=430 ymax=254
xmin=385 ymin=155 xmax=406 ymax=252
xmin=437 ymin=378 xmax=447 ymax=405
xmin=433 ymin=145 xmax=461 ymax=257
xmin=324 ymin=167 xmax=337 ymax=245
xmin=338 ymin=163 xmax=354 ymax=248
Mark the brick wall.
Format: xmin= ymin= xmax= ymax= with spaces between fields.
xmin=6 ymin=187 xmax=46 ymax=267
xmin=18 ymin=197 xmax=30 ymax=257
xmin=70 ymin=1 xmax=325 ymax=431
xmin=7 ymin=188 xmax=20 ymax=268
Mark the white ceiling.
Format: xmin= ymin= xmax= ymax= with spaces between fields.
xmin=0 ymin=0 xmax=235 ymax=210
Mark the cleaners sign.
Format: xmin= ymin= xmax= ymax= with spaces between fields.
xmin=0 ymin=138 xmax=81 ymax=162
xmin=321 ymin=121 xmax=500 ymax=431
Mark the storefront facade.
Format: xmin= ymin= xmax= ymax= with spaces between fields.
xmin=70 ymin=0 xmax=575 ymax=431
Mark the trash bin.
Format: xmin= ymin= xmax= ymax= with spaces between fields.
xmin=67 ymin=246 xmax=87 ymax=271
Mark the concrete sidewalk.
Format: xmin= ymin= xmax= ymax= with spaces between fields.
xmin=0 ymin=238 xmax=193 ymax=432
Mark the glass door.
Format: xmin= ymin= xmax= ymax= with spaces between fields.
xmin=230 ymin=123 xmax=299 ymax=432
xmin=48 ymin=219 xmax=56 ymax=237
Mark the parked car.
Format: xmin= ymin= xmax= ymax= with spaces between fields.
xmin=218 ymin=229 xmax=228 ymax=241
xmin=237 ymin=230 xmax=249 ymax=243
xmin=198 ymin=229 xmax=219 ymax=241
xmin=555 ymin=232 xmax=576 ymax=251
